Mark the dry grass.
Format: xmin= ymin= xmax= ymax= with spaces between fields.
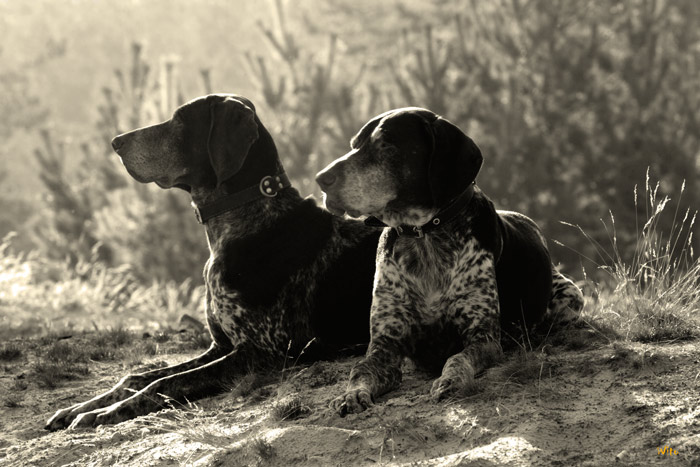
xmin=250 ymin=436 xmax=277 ymax=462
xmin=24 ymin=329 xmax=160 ymax=388
xmin=138 ymin=401 xmax=236 ymax=449
xmin=492 ymin=350 xmax=556 ymax=386
xmin=33 ymin=340 xmax=90 ymax=388
xmin=604 ymin=343 xmax=668 ymax=372
xmin=0 ymin=232 xmax=205 ymax=340
xmin=0 ymin=342 xmax=23 ymax=361
xmin=270 ymin=394 xmax=311 ymax=421
xmin=558 ymin=170 xmax=700 ymax=342
xmin=3 ymin=393 xmax=24 ymax=408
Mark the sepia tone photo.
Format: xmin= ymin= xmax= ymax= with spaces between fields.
xmin=1 ymin=0 xmax=699 ymax=465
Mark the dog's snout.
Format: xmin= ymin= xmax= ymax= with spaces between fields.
xmin=315 ymin=170 xmax=337 ymax=190
xmin=111 ymin=136 xmax=124 ymax=153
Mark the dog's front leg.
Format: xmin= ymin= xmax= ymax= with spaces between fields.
xmin=331 ymin=337 xmax=404 ymax=417
xmin=65 ymin=344 xmax=264 ymax=429
xmin=431 ymin=248 xmax=503 ymax=401
xmin=330 ymin=269 xmax=414 ymax=417
xmin=45 ymin=343 xmax=230 ymax=431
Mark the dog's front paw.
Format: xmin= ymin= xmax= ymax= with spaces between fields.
xmin=45 ymin=403 xmax=84 ymax=431
xmin=68 ymin=403 xmax=129 ymax=429
xmin=330 ymin=388 xmax=373 ymax=417
xmin=68 ymin=410 xmax=100 ymax=429
xmin=430 ymin=375 xmax=473 ymax=402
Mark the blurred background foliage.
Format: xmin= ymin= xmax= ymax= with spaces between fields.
xmin=1 ymin=0 xmax=699 ymax=296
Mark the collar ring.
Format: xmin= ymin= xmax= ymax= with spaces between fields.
xmin=259 ymin=176 xmax=279 ymax=198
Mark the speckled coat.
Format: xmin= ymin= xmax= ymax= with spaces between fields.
xmin=45 ymin=94 xmax=380 ymax=430
xmin=317 ymin=106 xmax=585 ymax=416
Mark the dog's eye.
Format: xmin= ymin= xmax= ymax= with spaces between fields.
xmin=371 ymin=139 xmax=397 ymax=159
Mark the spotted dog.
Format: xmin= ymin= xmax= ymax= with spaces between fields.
xmin=45 ymin=94 xmax=380 ymax=430
xmin=316 ymin=107 xmax=584 ymax=416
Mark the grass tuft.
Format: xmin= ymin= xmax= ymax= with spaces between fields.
xmin=271 ymin=394 xmax=311 ymax=421
xmin=486 ymin=350 xmax=557 ymax=393
xmin=605 ymin=343 xmax=667 ymax=371
xmin=141 ymin=340 xmax=158 ymax=356
xmin=0 ymin=343 xmax=23 ymax=361
xmin=139 ymin=401 xmax=235 ymax=449
xmin=100 ymin=327 xmax=134 ymax=347
xmin=34 ymin=340 xmax=90 ymax=388
xmin=3 ymin=393 xmax=23 ymax=408
xmin=250 ymin=436 xmax=276 ymax=462
xmin=560 ymin=169 xmax=700 ymax=342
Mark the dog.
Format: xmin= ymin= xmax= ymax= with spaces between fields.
xmin=45 ymin=94 xmax=380 ymax=430
xmin=315 ymin=107 xmax=584 ymax=416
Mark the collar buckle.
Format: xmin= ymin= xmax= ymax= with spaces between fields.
xmin=259 ymin=175 xmax=283 ymax=198
xmin=193 ymin=172 xmax=290 ymax=223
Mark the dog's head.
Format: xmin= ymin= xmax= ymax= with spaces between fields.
xmin=111 ymin=94 xmax=279 ymax=195
xmin=315 ymin=107 xmax=482 ymax=226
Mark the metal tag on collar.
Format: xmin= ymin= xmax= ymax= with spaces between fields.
xmin=412 ymin=226 xmax=424 ymax=238
xmin=259 ymin=175 xmax=282 ymax=197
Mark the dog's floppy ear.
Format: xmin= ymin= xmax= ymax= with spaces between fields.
xmin=350 ymin=109 xmax=396 ymax=148
xmin=207 ymin=96 xmax=259 ymax=186
xmin=428 ymin=117 xmax=483 ymax=207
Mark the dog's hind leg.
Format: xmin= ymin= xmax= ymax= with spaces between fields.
xmin=546 ymin=270 xmax=584 ymax=324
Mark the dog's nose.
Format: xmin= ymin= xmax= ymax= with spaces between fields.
xmin=111 ymin=136 xmax=123 ymax=152
xmin=315 ymin=170 xmax=337 ymax=190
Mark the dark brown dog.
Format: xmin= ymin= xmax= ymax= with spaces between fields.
xmin=45 ymin=94 xmax=379 ymax=430
xmin=316 ymin=107 xmax=584 ymax=416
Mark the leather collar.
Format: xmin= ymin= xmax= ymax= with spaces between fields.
xmin=364 ymin=182 xmax=476 ymax=238
xmin=192 ymin=172 xmax=291 ymax=224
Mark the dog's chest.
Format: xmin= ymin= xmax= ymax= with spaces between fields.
xmin=204 ymin=253 xmax=285 ymax=348
xmin=204 ymin=255 xmax=247 ymax=336
xmin=386 ymin=233 xmax=477 ymax=321
xmin=393 ymin=236 xmax=455 ymax=289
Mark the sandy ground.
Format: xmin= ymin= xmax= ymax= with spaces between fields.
xmin=1 ymin=331 xmax=699 ymax=466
